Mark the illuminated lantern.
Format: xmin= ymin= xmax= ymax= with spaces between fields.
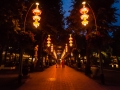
xmin=33 ymin=20 xmax=40 ymax=28
xmin=32 ymin=3 xmax=42 ymax=15
xmin=69 ymin=34 xmax=73 ymax=47
xmin=32 ymin=3 xmax=42 ymax=28
xmin=80 ymin=1 xmax=89 ymax=26
xmin=80 ymin=7 xmax=89 ymax=14
xmin=47 ymin=35 xmax=51 ymax=47
xmin=80 ymin=14 xmax=89 ymax=20
xmin=81 ymin=19 xmax=89 ymax=26
xmin=33 ymin=15 xmax=41 ymax=21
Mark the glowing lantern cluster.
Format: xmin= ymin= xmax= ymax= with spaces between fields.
xmin=69 ymin=34 xmax=73 ymax=47
xmin=80 ymin=1 xmax=89 ymax=26
xmin=51 ymin=44 xmax=53 ymax=52
xmin=32 ymin=3 xmax=42 ymax=28
xmin=47 ymin=35 xmax=51 ymax=47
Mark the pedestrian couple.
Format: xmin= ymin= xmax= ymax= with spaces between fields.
xmin=56 ymin=59 xmax=65 ymax=68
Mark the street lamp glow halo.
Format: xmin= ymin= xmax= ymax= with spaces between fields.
xmin=36 ymin=2 xmax=39 ymax=5
xmin=82 ymin=1 xmax=86 ymax=5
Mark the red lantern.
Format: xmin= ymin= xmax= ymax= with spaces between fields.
xmin=80 ymin=7 xmax=89 ymax=14
xmin=32 ymin=9 xmax=42 ymax=15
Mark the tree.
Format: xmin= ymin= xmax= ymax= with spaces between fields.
xmin=66 ymin=0 xmax=119 ymax=76
xmin=30 ymin=0 xmax=65 ymax=70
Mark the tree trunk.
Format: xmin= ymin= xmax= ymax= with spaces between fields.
xmin=85 ymin=29 xmax=92 ymax=75
xmin=0 ymin=47 xmax=3 ymax=65
xmin=4 ymin=47 xmax=8 ymax=64
xmin=18 ymin=47 xmax=23 ymax=83
xmin=98 ymin=48 xmax=104 ymax=84
xmin=85 ymin=44 xmax=91 ymax=75
xmin=35 ymin=32 xmax=44 ymax=71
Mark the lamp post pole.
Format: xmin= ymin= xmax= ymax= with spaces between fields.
xmin=80 ymin=1 xmax=104 ymax=84
xmin=18 ymin=2 xmax=41 ymax=83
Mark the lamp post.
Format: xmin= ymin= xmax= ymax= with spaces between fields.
xmin=80 ymin=1 xmax=104 ymax=84
xmin=32 ymin=3 xmax=42 ymax=28
xmin=69 ymin=34 xmax=73 ymax=47
xmin=18 ymin=2 xmax=41 ymax=83
xmin=24 ymin=2 xmax=42 ymax=31
xmin=47 ymin=35 xmax=51 ymax=47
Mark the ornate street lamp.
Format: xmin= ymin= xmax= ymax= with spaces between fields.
xmin=80 ymin=1 xmax=104 ymax=84
xmin=47 ymin=35 xmax=51 ymax=47
xmin=32 ymin=3 xmax=42 ymax=28
xmin=69 ymin=34 xmax=73 ymax=47
xmin=80 ymin=1 xmax=89 ymax=26
xmin=19 ymin=2 xmax=41 ymax=83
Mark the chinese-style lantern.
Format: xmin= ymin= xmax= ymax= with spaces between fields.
xmin=47 ymin=35 xmax=51 ymax=47
xmin=80 ymin=1 xmax=89 ymax=26
xmin=69 ymin=34 xmax=73 ymax=47
xmin=32 ymin=3 xmax=42 ymax=28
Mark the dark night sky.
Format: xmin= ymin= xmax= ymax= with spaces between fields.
xmin=62 ymin=0 xmax=120 ymax=26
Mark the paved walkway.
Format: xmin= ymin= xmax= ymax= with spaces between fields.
xmin=16 ymin=65 xmax=120 ymax=90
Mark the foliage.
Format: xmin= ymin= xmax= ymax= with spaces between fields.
xmin=38 ymin=0 xmax=65 ymax=35
xmin=111 ymin=26 xmax=120 ymax=56
xmin=66 ymin=0 xmax=118 ymax=51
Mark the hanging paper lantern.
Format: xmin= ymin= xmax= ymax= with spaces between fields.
xmin=33 ymin=15 xmax=41 ymax=21
xmin=81 ymin=20 xmax=89 ymax=26
xmin=33 ymin=20 xmax=40 ymax=28
xmin=80 ymin=7 xmax=89 ymax=14
xmin=47 ymin=44 xmax=50 ymax=47
xmin=69 ymin=34 xmax=73 ymax=47
xmin=80 ymin=14 xmax=89 ymax=20
xmin=32 ymin=3 xmax=42 ymax=28
xmin=47 ymin=35 xmax=51 ymax=47
xmin=32 ymin=5 xmax=42 ymax=15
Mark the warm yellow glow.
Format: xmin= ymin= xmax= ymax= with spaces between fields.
xmin=36 ymin=2 xmax=39 ymax=5
xmin=48 ymin=78 xmax=56 ymax=81
xmin=82 ymin=1 xmax=86 ymax=5
xmin=47 ymin=44 xmax=50 ymax=47
xmin=47 ymin=35 xmax=51 ymax=41
xmin=116 ymin=64 xmax=119 ymax=68
xmin=80 ymin=14 xmax=89 ymax=20
xmin=69 ymin=34 xmax=73 ymax=47
xmin=33 ymin=15 xmax=41 ymax=21
xmin=81 ymin=20 xmax=88 ymax=26
xmin=47 ymin=41 xmax=51 ymax=43
xmin=51 ymin=44 xmax=53 ymax=52
xmin=47 ymin=35 xmax=51 ymax=47
xmin=33 ymin=20 xmax=40 ymax=28
xmin=80 ymin=1 xmax=89 ymax=26
xmin=32 ymin=2 xmax=42 ymax=28
xmin=70 ymin=43 xmax=73 ymax=47
xmin=32 ymin=9 xmax=42 ymax=15
xmin=80 ymin=7 xmax=89 ymax=14
xmin=65 ymin=44 xmax=68 ymax=52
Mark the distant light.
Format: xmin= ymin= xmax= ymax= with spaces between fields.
xmin=82 ymin=1 xmax=86 ymax=5
xmin=36 ymin=3 xmax=39 ymax=5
